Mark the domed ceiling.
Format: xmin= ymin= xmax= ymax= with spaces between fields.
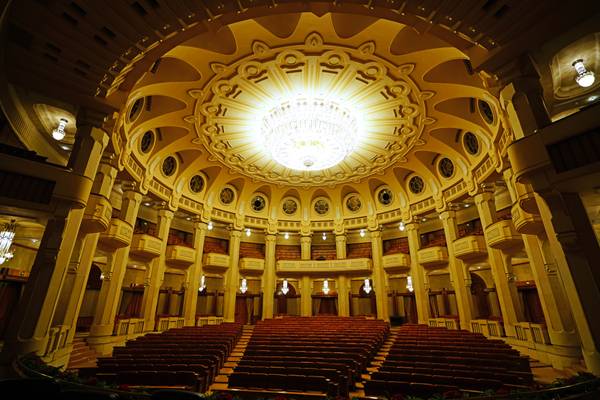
xmin=113 ymin=11 xmax=506 ymax=226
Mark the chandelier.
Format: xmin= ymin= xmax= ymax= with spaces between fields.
xmin=281 ymin=279 xmax=289 ymax=295
xmin=240 ymin=278 xmax=248 ymax=294
xmin=406 ymin=275 xmax=414 ymax=292
xmin=573 ymin=59 xmax=595 ymax=88
xmin=0 ymin=220 xmax=16 ymax=265
xmin=260 ymin=97 xmax=360 ymax=171
xmin=322 ymin=279 xmax=330 ymax=295
xmin=363 ymin=278 xmax=372 ymax=294
xmin=199 ymin=275 xmax=206 ymax=292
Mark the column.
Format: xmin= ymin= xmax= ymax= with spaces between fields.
xmin=0 ymin=123 xmax=108 ymax=362
xmin=406 ymin=222 xmax=430 ymax=324
xmin=503 ymin=170 xmax=579 ymax=356
xmin=474 ymin=191 xmax=523 ymax=337
xmin=439 ymin=210 xmax=474 ymax=330
xmin=300 ymin=235 xmax=311 ymax=260
xmin=537 ymin=190 xmax=600 ymax=374
xmin=141 ymin=209 xmax=174 ymax=331
xmin=89 ymin=189 xmax=143 ymax=340
xmin=300 ymin=276 xmax=312 ymax=316
xmin=223 ymin=229 xmax=242 ymax=322
xmin=369 ymin=230 xmax=389 ymax=321
xmin=58 ymin=160 xmax=118 ymax=347
xmin=335 ymin=233 xmax=349 ymax=316
xmin=262 ymin=234 xmax=277 ymax=319
xmin=182 ymin=221 xmax=207 ymax=326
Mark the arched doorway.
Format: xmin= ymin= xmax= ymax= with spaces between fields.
xmin=274 ymin=281 xmax=300 ymax=316
xmin=471 ymin=273 xmax=491 ymax=319
xmin=76 ymin=264 xmax=103 ymax=332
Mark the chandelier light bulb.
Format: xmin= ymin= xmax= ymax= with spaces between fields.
xmin=573 ymin=59 xmax=595 ymax=88
xmin=284 ymin=232 xmax=289 ymax=239
xmin=360 ymin=229 xmax=365 ymax=237
xmin=0 ymin=220 xmax=16 ymax=265
xmin=260 ymin=97 xmax=360 ymax=171
xmin=207 ymin=221 xmax=213 ymax=230
xmin=52 ymin=118 xmax=68 ymax=141
xmin=322 ymin=232 xmax=327 ymax=240
xmin=399 ymin=221 xmax=405 ymax=231
xmin=240 ymin=278 xmax=248 ymax=294
xmin=245 ymin=228 xmax=251 ymax=237
xmin=406 ymin=275 xmax=414 ymax=292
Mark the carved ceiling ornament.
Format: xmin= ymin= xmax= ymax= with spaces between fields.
xmin=193 ymin=31 xmax=428 ymax=187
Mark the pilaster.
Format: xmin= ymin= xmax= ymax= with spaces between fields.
xmin=406 ymin=222 xmax=430 ymax=323
xmin=182 ymin=221 xmax=208 ymax=326
xmin=300 ymin=235 xmax=311 ymax=260
xmin=369 ymin=229 xmax=388 ymax=321
xmin=223 ymin=229 xmax=242 ymax=322
xmin=262 ymin=234 xmax=277 ymax=319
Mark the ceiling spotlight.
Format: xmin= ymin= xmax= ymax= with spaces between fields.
xmin=207 ymin=221 xmax=213 ymax=230
xmin=245 ymin=228 xmax=251 ymax=237
xmin=573 ymin=59 xmax=595 ymax=88
xmin=185 ymin=217 xmax=191 ymax=221
xmin=359 ymin=229 xmax=365 ymax=237
xmin=464 ymin=204 xmax=471 ymax=208
xmin=52 ymin=118 xmax=68 ymax=141
xmin=399 ymin=221 xmax=405 ymax=231
xmin=422 ymin=218 xmax=427 ymax=222
xmin=284 ymin=232 xmax=289 ymax=239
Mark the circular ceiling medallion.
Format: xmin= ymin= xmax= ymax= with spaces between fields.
xmin=193 ymin=31 xmax=428 ymax=187
xmin=314 ymin=198 xmax=330 ymax=215
xmin=282 ymin=198 xmax=298 ymax=215
xmin=438 ymin=157 xmax=455 ymax=178
xmin=377 ymin=187 xmax=393 ymax=205
xmin=409 ymin=176 xmax=425 ymax=194
xmin=162 ymin=156 xmax=177 ymax=177
xmin=463 ymin=132 xmax=480 ymax=155
xmin=189 ymin=174 xmax=205 ymax=193
xmin=140 ymin=130 xmax=154 ymax=153
xmin=251 ymin=194 xmax=266 ymax=212
xmin=220 ymin=187 xmax=235 ymax=205
xmin=346 ymin=194 xmax=362 ymax=212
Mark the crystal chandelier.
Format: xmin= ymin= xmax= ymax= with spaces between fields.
xmin=322 ymin=279 xmax=330 ymax=295
xmin=240 ymin=278 xmax=248 ymax=294
xmin=281 ymin=279 xmax=289 ymax=295
xmin=363 ymin=278 xmax=372 ymax=294
xmin=260 ymin=97 xmax=360 ymax=171
xmin=0 ymin=220 xmax=16 ymax=265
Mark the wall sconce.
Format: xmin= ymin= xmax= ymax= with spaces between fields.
xmin=207 ymin=221 xmax=214 ymax=230
xmin=281 ymin=279 xmax=289 ymax=295
xmin=284 ymin=232 xmax=289 ymax=239
xmin=245 ymin=228 xmax=251 ymax=237
xmin=322 ymin=279 xmax=330 ymax=295
xmin=406 ymin=275 xmax=414 ymax=292
xmin=573 ymin=59 xmax=595 ymax=88
xmin=199 ymin=275 xmax=206 ymax=292
xmin=363 ymin=278 xmax=372 ymax=294
xmin=398 ymin=221 xmax=405 ymax=231
xmin=240 ymin=278 xmax=248 ymax=294
xmin=359 ymin=229 xmax=365 ymax=237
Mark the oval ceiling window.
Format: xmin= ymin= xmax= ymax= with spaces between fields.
xmin=140 ymin=130 xmax=154 ymax=153
xmin=409 ymin=176 xmax=425 ymax=194
xmin=251 ymin=195 xmax=266 ymax=212
xmin=189 ymin=175 xmax=205 ymax=193
xmin=314 ymin=199 xmax=330 ymax=215
xmin=438 ymin=157 xmax=455 ymax=178
xmin=162 ymin=156 xmax=177 ymax=177
xmin=128 ymin=97 xmax=144 ymax=123
xmin=220 ymin=187 xmax=235 ymax=205
xmin=478 ymin=100 xmax=495 ymax=124
xmin=282 ymin=198 xmax=298 ymax=215
xmin=463 ymin=131 xmax=480 ymax=155
xmin=378 ymin=188 xmax=393 ymax=205
xmin=346 ymin=194 xmax=362 ymax=212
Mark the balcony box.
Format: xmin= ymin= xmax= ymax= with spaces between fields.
xmin=486 ymin=220 xmax=522 ymax=251
xmin=239 ymin=258 xmax=265 ymax=275
xmin=81 ymin=194 xmax=112 ymax=234
xmin=203 ymin=253 xmax=230 ymax=273
xmin=453 ymin=235 xmax=487 ymax=261
xmin=166 ymin=245 xmax=196 ymax=269
xmin=382 ymin=253 xmax=410 ymax=274
xmin=276 ymin=258 xmax=372 ymax=275
xmin=512 ymin=203 xmax=544 ymax=235
xmin=130 ymin=233 xmax=162 ymax=259
xmin=417 ymin=246 xmax=448 ymax=268
xmin=98 ymin=219 xmax=132 ymax=249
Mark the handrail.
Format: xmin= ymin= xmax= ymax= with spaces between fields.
xmin=466 ymin=375 xmax=600 ymax=399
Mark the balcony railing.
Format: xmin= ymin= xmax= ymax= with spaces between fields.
xmin=165 ymin=245 xmax=196 ymax=268
xmin=428 ymin=317 xmax=459 ymax=330
xmin=515 ymin=321 xmax=551 ymax=345
xmin=453 ymin=235 xmax=487 ymax=261
xmin=130 ymin=233 xmax=162 ymax=259
xmin=470 ymin=319 xmax=505 ymax=337
xmin=239 ymin=257 xmax=265 ymax=274
xmin=203 ymin=253 xmax=230 ymax=272
xmin=417 ymin=246 xmax=449 ymax=268
xmin=81 ymin=194 xmax=112 ymax=234
xmin=99 ymin=218 xmax=133 ymax=249
xmin=156 ymin=316 xmax=185 ymax=332
xmin=511 ymin=202 xmax=544 ymax=235
xmin=382 ymin=253 xmax=410 ymax=273
xmin=485 ymin=220 xmax=522 ymax=251
xmin=276 ymin=258 xmax=372 ymax=274
xmin=113 ymin=318 xmax=145 ymax=337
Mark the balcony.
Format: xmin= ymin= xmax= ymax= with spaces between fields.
xmin=486 ymin=220 xmax=522 ymax=251
xmin=81 ymin=194 xmax=112 ymax=234
xmin=453 ymin=235 xmax=487 ymax=261
xmin=165 ymin=245 xmax=196 ymax=269
xmin=130 ymin=233 xmax=162 ymax=259
xmin=239 ymin=258 xmax=265 ymax=275
xmin=98 ymin=218 xmax=132 ymax=249
xmin=382 ymin=253 xmax=410 ymax=274
xmin=203 ymin=253 xmax=230 ymax=272
xmin=511 ymin=203 xmax=544 ymax=235
xmin=277 ymin=258 xmax=372 ymax=275
xmin=417 ymin=246 xmax=448 ymax=268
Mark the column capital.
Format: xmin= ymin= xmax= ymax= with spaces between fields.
xmin=369 ymin=230 xmax=382 ymax=239
xmin=265 ymin=234 xmax=277 ymax=244
xmin=405 ymin=221 xmax=419 ymax=233
xmin=335 ymin=234 xmax=347 ymax=242
xmin=230 ymin=229 xmax=243 ymax=239
xmin=157 ymin=208 xmax=175 ymax=221
xmin=193 ymin=221 xmax=208 ymax=231
xmin=438 ymin=210 xmax=457 ymax=222
xmin=300 ymin=235 xmax=312 ymax=243
xmin=473 ymin=189 xmax=495 ymax=205
xmin=121 ymin=181 xmax=144 ymax=196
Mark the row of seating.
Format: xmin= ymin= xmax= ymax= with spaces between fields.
xmin=229 ymin=317 xmax=389 ymax=397
xmin=81 ymin=323 xmax=242 ymax=392
xmin=365 ymin=324 xmax=534 ymax=398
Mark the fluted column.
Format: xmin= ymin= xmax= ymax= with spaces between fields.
xmin=89 ymin=189 xmax=143 ymax=341
xmin=440 ymin=210 xmax=474 ymax=330
xmin=369 ymin=230 xmax=388 ymax=321
xmin=1 ymin=123 xmax=109 ymax=363
xmin=300 ymin=276 xmax=312 ymax=316
xmin=300 ymin=235 xmax=311 ymax=260
xmin=262 ymin=234 xmax=277 ymax=319
xmin=536 ymin=190 xmax=600 ymax=374
xmin=182 ymin=221 xmax=208 ymax=326
xmin=223 ymin=229 xmax=242 ymax=322
xmin=141 ymin=209 xmax=174 ymax=331
xmin=474 ymin=191 xmax=523 ymax=337
xmin=406 ymin=222 xmax=430 ymax=324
